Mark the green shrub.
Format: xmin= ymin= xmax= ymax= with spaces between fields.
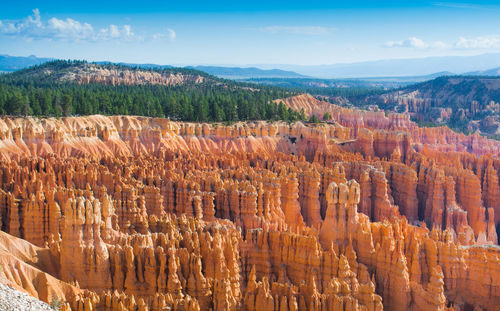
xmin=50 ymin=295 xmax=62 ymax=310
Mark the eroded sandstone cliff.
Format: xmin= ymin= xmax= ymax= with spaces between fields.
xmin=0 ymin=115 xmax=499 ymax=310
xmin=36 ymin=63 xmax=206 ymax=86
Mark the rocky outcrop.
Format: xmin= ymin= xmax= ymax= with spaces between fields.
xmin=277 ymin=93 xmax=500 ymax=157
xmin=0 ymin=283 xmax=58 ymax=311
xmin=277 ymin=93 xmax=415 ymax=130
xmin=363 ymin=76 xmax=500 ymax=136
xmin=42 ymin=63 xmax=206 ymax=86
xmin=0 ymin=115 xmax=499 ymax=310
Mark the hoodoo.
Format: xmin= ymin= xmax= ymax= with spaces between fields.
xmin=0 ymin=115 xmax=498 ymax=310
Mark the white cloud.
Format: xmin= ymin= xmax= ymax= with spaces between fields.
xmin=257 ymin=26 xmax=335 ymax=35
xmin=432 ymin=41 xmax=448 ymax=49
xmin=151 ymin=33 xmax=165 ymax=40
xmin=406 ymin=37 xmax=427 ymax=48
xmin=0 ymin=9 xmax=174 ymax=42
xmin=384 ymin=37 xmax=446 ymax=49
xmin=167 ymin=28 xmax=176 ymax=40
xmin=46 ymin=17 xmax=94 ymax=40
xmin=94 ymin=24 xmax=138 ymax=41
xmin=455 ymin=35 xmax=500 ymax=49
xmin=385 ymin=35 xmax=500 ymax=51
xmin=152 ymin=28 xmax=176 ymax=41
xmin=1 ymin=8 xmax=44 ymax=39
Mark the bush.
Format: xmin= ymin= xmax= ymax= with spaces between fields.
xmin=50 ymin=295 xmax=62 ymax=310
xmin=309 ymin=115 xmax=320 ymax=123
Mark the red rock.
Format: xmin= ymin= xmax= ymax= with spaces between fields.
xmin=0 ymin=114 xmax=498 ymax=311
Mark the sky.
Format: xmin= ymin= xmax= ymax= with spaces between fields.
xmin=1 ymin=0 xmax=500 ymax=66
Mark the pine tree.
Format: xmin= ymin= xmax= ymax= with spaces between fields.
xmin=62 ymin=94 xmax=72 ymax=116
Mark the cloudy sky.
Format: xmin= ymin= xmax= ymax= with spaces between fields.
xmin=1 ymin=0 xmax=500 ymax=65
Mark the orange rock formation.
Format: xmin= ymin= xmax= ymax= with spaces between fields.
xmin=0 ymin=114 xmax=499 ymax=310
xmin=42 ymin=63 xmax=207 ymax=86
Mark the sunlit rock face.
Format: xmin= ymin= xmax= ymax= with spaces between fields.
xmin=38 ymin=63 xmax=206 ymax=87
xmin=0 ymin=114 xmax=499 ymax=311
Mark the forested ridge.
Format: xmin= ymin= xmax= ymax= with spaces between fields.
xmin=0 ymin=60 xmax=304 ymax=122
xmin=240 ymin=77 xmax=389 ymax=97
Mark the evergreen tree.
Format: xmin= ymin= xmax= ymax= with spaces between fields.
xmin=0 ymin=61 xmax=306 ymax=123
xmin=309 ymin=115 xmax=320 ymax=123
xmin=299 ymin=108 xmax=306 ymax=120
xmin=62 ymin=94 xmax=72 ymax=116
xmin=278 ymin=102 xmax=288 ymax=120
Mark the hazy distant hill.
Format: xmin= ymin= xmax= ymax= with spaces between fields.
xmin=4 ymin=53 xmax=500 ymax=80
xmin=0 ymin=60 xmax=300 ymax=121
xmin=8 ymin=60 xmax=211 ymax=86
xmin=362 ymin=76 xmax=500 ymax=137
xmin=258 ymin=53 xmax=500 ymax=78
xmin=240 ymin=71 xmax=458 ymax=90
xmin=0 ymin=54 xmax=306 ymax=79
xmin=240 ymin=77 xmax=399 ymax=89
xmin=0 ymin=55 xmax=176 ymax=73
xmin=354 ymin=71 xmax=457 ymax=82
xmin=465 ymin=67 xmax=500 ymax=76
xmin=188 ymin=66 xmax=306 ymax=79
xmin=0 ymin=55 xmax=53 ymax=72
xmin=95 ymin=61 xmax=173 ymax=69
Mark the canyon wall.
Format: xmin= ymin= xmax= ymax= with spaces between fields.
xmin=0 ymin=115 xmax=499 ymax=310
xmin=368 ymin=77 xmax=500 ymax=136
xmin=279 ymin=93 xmax=500 ymax=157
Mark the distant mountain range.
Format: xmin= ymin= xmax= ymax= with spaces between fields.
xmin=95 ymin=64 xmax=306 ymax=79
xmin=187 ymin=66 xmax=306 ymax=79
xmin=0 ymin=55 xmax=306 ymax=79
xmin=241 ymin=71 xmax=460 ymax=90
xmin=0 ymin=54 xmax=53 ymax=72
xmin=465 ymin=67 xmax=500 ymax=76
xmin=256 ymin=53 xmax=500 ymax=78
xmin=2 ymin=53 xmax=500 ymax=80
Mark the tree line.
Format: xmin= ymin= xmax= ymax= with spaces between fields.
xmin=0 ymin=61 xmax=305 ymax=123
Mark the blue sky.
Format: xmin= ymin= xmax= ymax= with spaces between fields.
xmin=1 ymin=1 xmax=500 ymax=65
